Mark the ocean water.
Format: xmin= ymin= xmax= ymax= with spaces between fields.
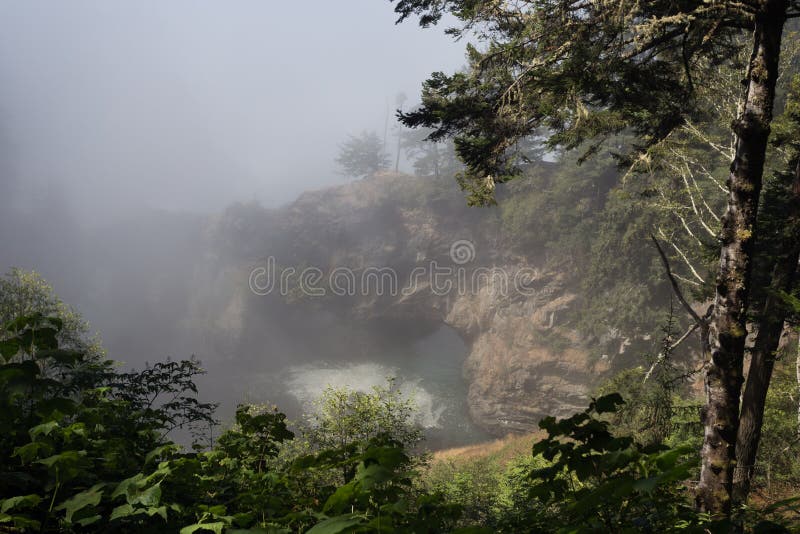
xmin=221 ymin=326 xmax=488 ymax=449
xmin=282 ymin=327 xmax=490 ymax=448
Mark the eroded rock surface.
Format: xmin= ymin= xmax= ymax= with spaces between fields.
xmin=205 ymin=172 xmax=607 ymax=435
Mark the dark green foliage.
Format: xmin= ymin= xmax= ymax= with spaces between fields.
xmin=296 ymin=437 xmax=470 ymax=533
xmin=421 ymin=439 xmax=548 ymax=530
xmin=151 ymin=404 xmax=301 ymax=533
xmin=753 ymin=346 xmax=800 ymax=498
xmin=390 ymin=0 xmax=746 ymax=205
xmin=0 ymin=314 xmax=215 ymax=533
xmin=578 ymin=184 xmax=675 ymax=341
xmin=522 ymin=394 xmax=705 ymax=532
xmin=110 ymin=359 xmax=219 ymax=449
xmin=3 ymin=312 xmax=798 ymax=532
xmin=596 ymin=303 xmax=704 ymax=449
xmin=0 ymin=313 xmax=476 ymax=533
xmin=418 ymin=392 xmax=798 ymax=532
xmin=750 ymin=72 xmax=800 ymax=319
xmin=302 ymin=382 xmax=423 ymax=479
xmin=0 ymin=268 xmax=105 ymax=359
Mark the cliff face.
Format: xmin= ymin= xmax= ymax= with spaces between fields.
xmin=447 ymin=284 xmax=603 ymax=434
xmin=205 ymin=171 xmax=608 ymax=435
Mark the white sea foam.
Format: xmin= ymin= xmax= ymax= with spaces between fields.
xmin=284 ymin=362 xmax=446 ymax=429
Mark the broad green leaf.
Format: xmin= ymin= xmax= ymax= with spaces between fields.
xmin=632 ymin=476 xmax=659 ymax=493
xmin=29 ymin=420 xmax=59 ymax=438
xmin=654 ymin=446 xmax=691 ymax=470
xmin=112 ymin=474 xmax=145 ymax=500
xmin=76 ymin=514 xmax=102 ymax=527
xmin=145 ymin=444 xmax=179 ymax=464
xmin=0 ymin=338 xmax=20 ymax=360
xmin=57 ymin=483 xmax=104 ymax=523
xmin=0 ymin=512 xmax=41 ymax=530
xmin=355 ymin=462 xmax=393 ymax=487
xmin=34 ymin=397 xmax=77 ymax=419
xmin=180 ymin=521 xmax=227 ymax=534
xmin=323 ymin=483 xmax=357 ymax=514
xmin=146 ymin=506 xmax=168 ymax=521
xmin=1 ymin=495 xmax=42 ymax=513
xmin=36 ymin=450 xmax=84 ymax=468
xmin=110 ymin=503 xmax=136 ymax=521
xmin=207 ymin=504 xmax=227 ymax=516
xmin=13 ymin=441 xmax=50 ymax=464
xmin=36 ymin=450 xmax=86 ymax=481
xmin=306 ymin=514 xmax=364 ymax=534
xmin=131 ymin=483 xmax=162 ymax=507
xmin=228 ymin=529 xmax=285 ymax=534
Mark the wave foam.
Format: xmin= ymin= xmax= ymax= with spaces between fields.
xmin=284 ymin=362 xmax=446 ymax=429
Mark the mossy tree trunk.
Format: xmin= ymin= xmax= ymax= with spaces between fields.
xmin=733 ymin=159 xmax=800 ymax=504
xmin=697 ymin=0 xmax=789 ymax=515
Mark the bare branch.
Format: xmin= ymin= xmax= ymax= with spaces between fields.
xmin=688 ymin=166 xmax=723 ymax=222
xmin=658 ymin=227 xmax=707 ymax=284
xmin=679 ymin=161 xmax=719 ymax=238
xmin=674 ymin=272 xmax=703 ymax=287
xmin=683 ymin=120 xmax=734 ymax=160
xmin=643 ymin=322 xmax=701 ymax=383
xmin=650 ymin=233 xmax=705 ymax=326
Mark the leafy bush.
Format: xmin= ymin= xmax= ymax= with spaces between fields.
xmin=0 ymin=268 xmax=105 ymax=359
xmin=2 ymin=313 xmax=798 ymax=532
xmin=0 ymin=314 xmax=215 ymax=533
xmin=422 ymin=442 xmax=547 ymax=530
xmin=524 ymin=394 xmax=704 ymax=531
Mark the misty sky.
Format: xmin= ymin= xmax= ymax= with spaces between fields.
xmin=0 ymin=1 xmax=464 ymax=219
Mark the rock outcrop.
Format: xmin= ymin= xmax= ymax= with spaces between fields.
xmin=205 ymin=171 xmax=608 ymax=435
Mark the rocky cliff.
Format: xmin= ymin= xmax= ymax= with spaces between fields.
xmin=201 ymin=170 xmax=610 ymax=436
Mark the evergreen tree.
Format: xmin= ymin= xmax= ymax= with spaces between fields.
xmin=335 ymin=131 xmax=390 ymax=178
xmin=388 ymin=0 xmax=800 ymax=516
xmin=401 ymin=125 xmax=460 ymax=179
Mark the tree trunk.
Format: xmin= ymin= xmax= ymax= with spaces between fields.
xmin=796 ymin=334 xmax=800 ymax=438
xmin=733 ymin=159 xmax=800 ymax=505
xmin=696 ymin=0 xmax=788 ymax=516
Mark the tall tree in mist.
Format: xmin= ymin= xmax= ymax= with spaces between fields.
xmin=388 ymin=0 xmax=799 ymax=517
xmin=335 ymin=131 xmax=390 ymax=178
xmin=394 ymin=92 xmax=408 ymax=172
xmin=402 ymin=125 xmax=460 ymax=179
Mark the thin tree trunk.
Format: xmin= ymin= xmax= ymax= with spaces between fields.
xmin=395 ymin=133 xmax=402 ymax=173
xmin=796 ymin=334 xmax=800 ymax=437
xmin=696 ymin=0 xmax=788 ymax=516
xmin=733 ymin=160 xmax=800 ymax=505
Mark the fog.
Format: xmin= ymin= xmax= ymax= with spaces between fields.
xmin=0 ymin=0 xmax=464 ymax=308
xmin=0 ymin=2 xmax=484 ymax=443
xmin=0 ymin=1 xmax=463 ymax=217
